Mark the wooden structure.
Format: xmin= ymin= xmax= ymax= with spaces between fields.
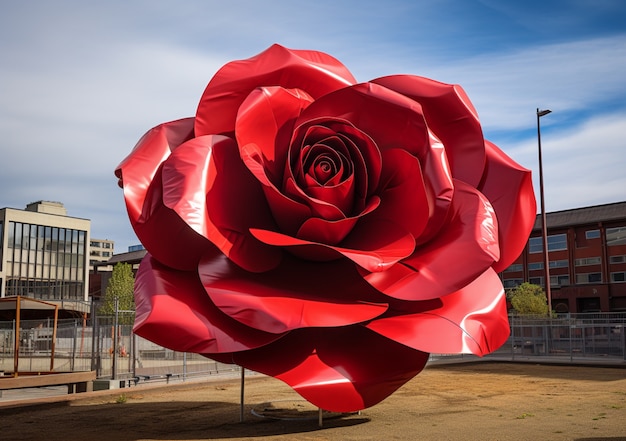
xmin=0 ymin=370 xmax=96 ymax=394
xmin=0 ymin=296 xmax=59 ymax=376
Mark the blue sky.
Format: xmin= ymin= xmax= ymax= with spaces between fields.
xmin=1 ymin=0 xmax=625 ymax=253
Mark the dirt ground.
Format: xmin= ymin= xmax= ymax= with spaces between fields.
xmin=2 ymin=361 xmax=626 ymax=441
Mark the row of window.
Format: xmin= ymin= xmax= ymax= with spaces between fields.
xmin=504 ymin=271 xmax=626 ymax=289
xmin=90 ymin=251 xmax=112 ymax=257
xmin=6 ymin=221 xmax=86 ymax=254
xmin=2 ymin=221 xmax=87 ymax=300
xmin=586 ymin=227 xmax=626 ymax=244
xmin=5 ymin=279 xmax=85 ymax=300
xmin=506 ymin=255 xmax=626 ymax=273
xmin=528 ymin=227 xmax=626 ymax=254
xmin=90 ymin=241 xmax=112 ymax=249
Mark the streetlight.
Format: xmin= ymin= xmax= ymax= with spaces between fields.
xmin=537 ymin=108 xmax=552 ymax=315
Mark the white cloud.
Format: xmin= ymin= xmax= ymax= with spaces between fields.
xmin=504 ymin=112 xmax=626 ymax=213
xmin=391 ymin=35 xmax=626 ymax=132
xmin=1 ymin=1 xmax=625 ymax=252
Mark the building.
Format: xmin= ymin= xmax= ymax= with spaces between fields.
xmin=90 ymin=248 xmax=146 ymax=302
xmin=0 ymin=201 xmax=91 ymax=317
xmin=89 ymin=238 xmax=114 ymax=271
xmin=501 ymin=201 xmax=626 ymax=313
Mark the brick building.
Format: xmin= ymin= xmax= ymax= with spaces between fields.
xmin=501 ymin=201 xmax=626 ymax=313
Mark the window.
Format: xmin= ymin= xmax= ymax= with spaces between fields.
xmin=585 ymin=229 xmax=600 ymax=239
xmin=529 ymin=277 xmax=543 ymax=286
xmin=528 ymin=234 xmax=567 ymax=253
xmin=528 ymin=262 xmax=544 ymax=270
xmin=611 ymin=272 xmax=626 ymax=283
xmin=607 ymin=227 xmax=626 ymax=246
xmin=547 ymin=234 xmax=567 ymax=251
xmin=504 ymin=264 xmax=523 ymax=272
xmin=529 ymin=237 xmax=542 ymax=254
xmin=610 ymin=255 xmax=626 ymax=264
xmin=503 ymin=279 xmax=523 ymax=289
xmin=550 ymin=259 xmax=569 ymax=268
xmin=575 ymin=257 xmax=601 ymax=266
xmin=551 ymin=275 xmax=570 ymax=286
xmin=576 ymin=272 xmax=602 ymax=284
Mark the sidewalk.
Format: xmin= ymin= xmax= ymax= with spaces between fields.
xmin=0 ymin=368 xmax=251 ymax=408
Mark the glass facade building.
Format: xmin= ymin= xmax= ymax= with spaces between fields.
xmin=0 ymin=202 xmax=90 ymax=310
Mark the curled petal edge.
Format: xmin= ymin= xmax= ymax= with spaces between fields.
xmin=366 ymin=268 xmax=509 ymax=355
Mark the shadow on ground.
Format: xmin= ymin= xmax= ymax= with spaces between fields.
xmin=3 ymin=399 xmax=369 ymax=441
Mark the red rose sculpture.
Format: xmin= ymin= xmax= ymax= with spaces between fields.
xmin=116 ymin=44 xmax=536 ymax=412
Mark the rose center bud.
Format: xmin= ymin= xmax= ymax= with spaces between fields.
xmin=285 ymin=118 xmax=379 ymax=226
xmin=289 ymin=134 xmax=355 ymax=219
xmin=313 ymin=157 xmax=335 ymax=184
xmin=305 ymin=145 xmax=345 ymax=186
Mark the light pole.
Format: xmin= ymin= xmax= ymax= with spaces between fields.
xmin=537 ymin=108 xmax=552 ymax=315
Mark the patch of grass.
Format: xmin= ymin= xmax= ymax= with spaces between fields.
xmin=592 ymin=412 xmax=607 ymax=421
xmin=115 ymin=394 xmax=128 ymax=404
xmin=516 ymin=413 xmax=535 ymax=419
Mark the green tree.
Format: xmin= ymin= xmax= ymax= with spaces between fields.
xmin=99 ymin=262 xmax=135 ymax=317
xmin=508 ymin=282 xmax=549 ymax=316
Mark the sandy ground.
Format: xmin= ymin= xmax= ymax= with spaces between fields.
xmin=2 ymin=361 xmax=626 ymax=441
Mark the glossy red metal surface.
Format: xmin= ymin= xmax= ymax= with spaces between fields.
xmin=116 ymin=44 xmax=536 ymax=412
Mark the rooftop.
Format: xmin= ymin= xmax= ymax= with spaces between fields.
xmin=534 ymin=201 xmax=626 ymax=230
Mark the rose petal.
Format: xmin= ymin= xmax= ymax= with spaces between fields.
xmin=134 ymin=254 xmax=282 ymax=353
xmin=372 ymin=75 xmax=486 ymax=187
xmin=283 ymin=176 xmax=348 ymax=221
xmin=250 ymin=215 xmax=415 ymax=273
xmin=115 ymin=119 xmax=215 ymax=270
xmin=162 ymin=134 xmax=282 ymax=272
xmin=298 ymin=82 xmax=429 ymax=158
xmin=116 ymin=118 xmax=194 ymax=224
xmin=196 ymin=44 xmax=356 ymax=136
xmin=227 ymin=327 xmax=429 ymax=412
xmin=235 ymin=86 xmax=314 ymax=186
xmin=362 ymin=180 xmax=499 ymax=300
xmin=364 ymin=148 xmax=430 ymax=240
xmin=162 ymin=135 xmax=226 ymax=238
xmin=366 ymin=268 xmax=509 ymax=355
xmin=240 ymin=145 xmax=313 ymax=235
xmin=479 ymin=140 xmax=537 ymax=273
xmin=198 ymin=253 xmax=388 ymax=333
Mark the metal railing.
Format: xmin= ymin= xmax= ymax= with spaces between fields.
xmin=492 ymin=313 xmax=626 ymax=363
xmin=2 ymin=313 xmax=624 ymax=382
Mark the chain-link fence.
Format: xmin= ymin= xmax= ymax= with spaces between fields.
xmin=0 ymin=314 xmax=240 ymax=381
xmin=2 ymin=313 xmax=625 ymax=381
xmin=491 ymin=313 xmax=626 ymax=362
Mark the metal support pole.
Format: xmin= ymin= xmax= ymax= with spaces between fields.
xmin=132 ymin=333 xmax=137 ymax=379
xmin=537 ymin=108 xmax=552 ymax=315
xmin=240 ymin=367 xmax=245 ymax=422
xmin=112 ymin=297 xmax=119 ymax=380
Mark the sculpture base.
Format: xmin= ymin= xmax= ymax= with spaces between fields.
xmin=251 ymin=399 xmax=355 ymax=425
